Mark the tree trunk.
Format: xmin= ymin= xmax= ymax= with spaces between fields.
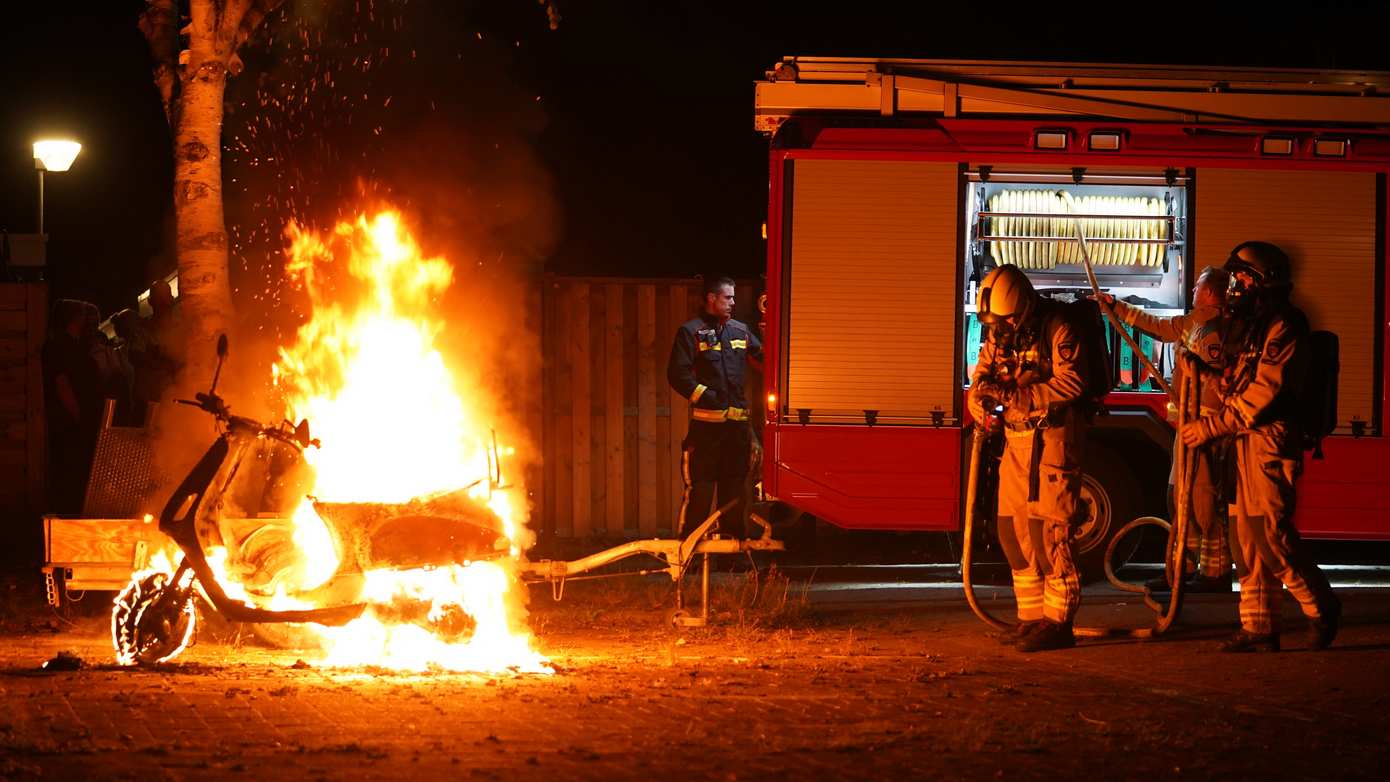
xmin=172 ymin=57 xmax=234 ymax=379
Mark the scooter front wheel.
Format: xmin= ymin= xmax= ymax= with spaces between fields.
xmin=112 ymin=572 xmax=197 ymax=666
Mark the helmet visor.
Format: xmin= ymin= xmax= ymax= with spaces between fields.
xmin=1224 ymin=251 xmax=1267 ymax=283
xmin=977 ymin=281 xmax=1030 ymax=325
xmin=977 ymin=285 xmax=1001 ymax=324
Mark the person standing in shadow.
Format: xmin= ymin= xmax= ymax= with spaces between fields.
xmin=42 ymin=300 xmax=103 ymax=514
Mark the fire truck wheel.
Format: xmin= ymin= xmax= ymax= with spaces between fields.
xmin=1075 ymin=444 xmax=1141 ymax=584
xmin=750 ymin=500 xmax=812 ymax=550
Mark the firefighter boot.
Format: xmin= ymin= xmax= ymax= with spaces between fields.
xmin=1308 ymin=598 xmax=1342 ymax=651
xmin=1017 ymin=620 xmax=1075 ymax=652
xmin=1218 ymin=630 xmax=1280 ymax=653
xmin=1001 ymin=620 xmax=1046 ymax=648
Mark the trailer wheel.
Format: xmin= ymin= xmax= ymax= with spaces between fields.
xmin=1075 ymin=444 xmax=1141 ymax=584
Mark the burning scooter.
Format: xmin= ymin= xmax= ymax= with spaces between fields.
xmin=111 ymin=335 xmax=511 ymax=665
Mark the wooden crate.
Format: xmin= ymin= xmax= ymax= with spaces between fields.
xmin=538 ymin=276 xmax=761 ymax=540
xmin=42 ymin=516 xmax=284 ymax=596
xmin=0 ymin=283 xmax=46 ymax=517
xmin=43 ymin=516 xmax=169 ymax=593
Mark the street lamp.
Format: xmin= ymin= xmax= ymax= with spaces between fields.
xmin=33 ymin=139 xmax=81 ymax=237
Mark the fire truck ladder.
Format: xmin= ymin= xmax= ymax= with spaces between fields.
xmin=756 ymin=58 xmax=1390 ymax=132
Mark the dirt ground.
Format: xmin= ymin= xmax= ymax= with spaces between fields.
xmin=1 ymin=572 xmax=1388 ymax=781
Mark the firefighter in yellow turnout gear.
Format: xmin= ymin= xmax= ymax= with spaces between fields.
xmin=667 ymin=277 xmax=763 ymax=539
xmin=1181 ymin=242 xmax=1341 ymax=652
xmin=1099 ymin=267 xmax=1233 ymax=592
xmin=969 ymin=265 xmax=1091 ymax=652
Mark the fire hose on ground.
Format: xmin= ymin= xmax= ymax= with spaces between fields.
xmin=961 ymin=196 xmax=1195 ymax=639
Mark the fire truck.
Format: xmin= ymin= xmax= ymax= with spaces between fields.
xmin=754 ymin=58 xmax=1390 ymax=575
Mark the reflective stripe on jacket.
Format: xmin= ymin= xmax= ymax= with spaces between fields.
xmin=667 ymin=315 xmax=762 ymax=423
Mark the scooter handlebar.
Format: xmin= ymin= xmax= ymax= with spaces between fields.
xmin=174 ymin=392 xmax=227 ymax=415
xmin=176 ymin=395 xmax=315 ymax=449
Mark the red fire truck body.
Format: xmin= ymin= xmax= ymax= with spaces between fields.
xmin=755 ymin=59 xmax=1390 ymax=556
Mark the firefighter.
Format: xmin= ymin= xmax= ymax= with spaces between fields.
xmin=969 ymin=265 xmax=1090 ymax=652
xmin=1095 ymin=266 xmax=1233 ymax=593
xmin=667 ymin=276 xmax=763 ymax=539
xmin=1180 ymin=242 xmax=1341 ymax=651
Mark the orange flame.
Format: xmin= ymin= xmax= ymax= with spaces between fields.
xmin=270 ymin=209 xmax=547 ymax=673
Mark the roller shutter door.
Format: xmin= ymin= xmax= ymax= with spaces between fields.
xmin=785 ymin=159 xmax=959 ymax=423
xmin=1196 ymin=169 xmax=1376 ymax=432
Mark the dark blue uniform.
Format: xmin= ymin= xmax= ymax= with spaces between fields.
xmin=667 ymin=315 xmax=762 ymax=537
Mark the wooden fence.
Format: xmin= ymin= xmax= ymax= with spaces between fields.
xmin=2 ymin=276 xmax=763 ymax=540
xmin=539 ymin=276 xmax=760 ymax=540
xmin=0 ymin=283 xmax=47 ymax=518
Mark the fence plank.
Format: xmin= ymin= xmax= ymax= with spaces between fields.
xmin=623 ymin=286 xmax=639 ymax=532
xmin=540 ymin=280 xmax=557 ymax=540
xmin=654 ymin=287 xmax=671 ymax=534
xmin=569 ymin=283 xmax=591 ymax=538
xmin=522 ymin=279 xmax=544 ymax=543
xmin=553 ymin=283 xmax=574 ymax=537
xmin=604 ymin=284 xmax=624 ymax=536
xmin=669 ymin=283 xmax=691 ymax=534
xmin=637 ymin=285 xmax=658 ymax=535
xmin=588 ymin=286 xmax=607 ymax=531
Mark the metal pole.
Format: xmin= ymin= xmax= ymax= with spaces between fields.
xmin=700 ymin=552 xmax=710 ymax=623
xmin=37 ymin=168 xmax=45 ymax=237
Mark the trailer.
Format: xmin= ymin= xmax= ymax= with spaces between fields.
xmin=755 ymin=58 xmax=1390 ymax=575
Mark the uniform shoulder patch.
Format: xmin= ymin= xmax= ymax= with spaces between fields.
xmin=1207 ymin=343 xmax=1222 ymax=362
xmin=1057 ymin=340 xmax=1077 ymax=362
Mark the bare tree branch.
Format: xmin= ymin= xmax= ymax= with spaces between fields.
xmin=187 ymin=0 xmax=218 ymax=62
xmin=138 ymin=0 xmax=180 ymax=127
xmin=216 ymin=0 xmax=256 ymax=48
xmin=229 ymin=0 xmax=285 ymax=75
xmin=234 ymin=0 xmax=286 ymax=53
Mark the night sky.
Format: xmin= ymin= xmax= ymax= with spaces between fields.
xmin=4 ymin=0 xmax=1390 ymax=321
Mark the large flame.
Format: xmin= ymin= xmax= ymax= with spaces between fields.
xmin=269 ymin=210 xmax=547 ymax=673
xmin=276 ymin=212 xmax=482 ymax=504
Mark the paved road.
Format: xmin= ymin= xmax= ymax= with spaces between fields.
xmin=2 ymin=575 xmax=1388 ymax=781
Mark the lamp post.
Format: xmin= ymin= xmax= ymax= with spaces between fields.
xmin=33 ymin=139 xmax=81 ymax=237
